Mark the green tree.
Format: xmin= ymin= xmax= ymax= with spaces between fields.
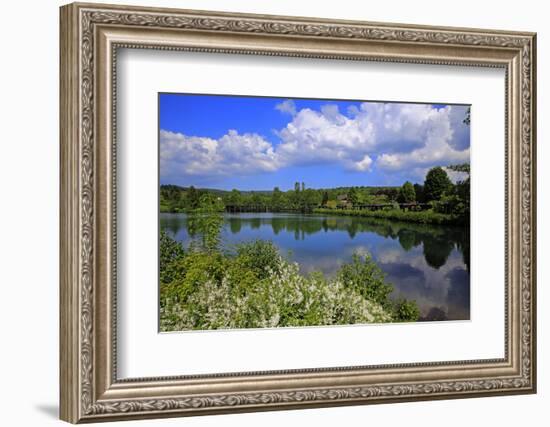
xmin=397 ymin=181 xmax=416 ymax=203
xmin=302 ymin=189 xmax=321 ymax=213
xmin=187 ymin=193 xmax=224 ymax=252
xmin=424 ymin=167 xmax=452 ymax=201
xmin=187 ymin=186 xmax=200 ymax=210
xmin=226 ymin=189 xmax=243 ymax=207
xmin=446 ymin=163 xmax=471 ymax=221
xmin=413 ymin=183 xmax=426 ymax=203
xmin=321 ymin=191 xmax=329 ymax=207
xmin=291 ymin=181 xmax=302 ymax=211
xmin=250 ymin=193 xmax=265 ymax=210
xmin=347 ymin=187 xmax=359 ymax=206
xmin=271 ymin=186 xmax=284 ymax=211
xmin=159 ymin=230 xmax=185 ymax=284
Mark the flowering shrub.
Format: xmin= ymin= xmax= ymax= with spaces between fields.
xmin=160 ymin=235 xmax=418 ymax=331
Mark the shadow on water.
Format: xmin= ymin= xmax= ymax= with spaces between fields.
xmin=160 ymin=212 xmax=470 ymax=321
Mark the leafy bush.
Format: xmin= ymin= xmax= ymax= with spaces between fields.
xmin=393 ymin=299 xmax=421 ymax=322
xmin=159 ymin=231 xmax=185 ymax=284
xmin=160 ymin=229 xmax=418 ymax=331
xmin=234 ymin=240 xmax=282 ymax=279
xmin=159 ymin=229 xmax=420 ymax=331
xmin=432 ymin=194 xmax=466 ymax=216
xmin=314 ymin=208 xmax=460 ymax=225
xmin=337 ymin=253 xmax=393 ymax=307
xmin=160 ymin=255 xmax=394 ymax=331
xmin=397 ymin=181 xmax=416 ymax=203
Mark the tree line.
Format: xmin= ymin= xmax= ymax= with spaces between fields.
xmin=161 ymin=164 xmax=470 ymax=220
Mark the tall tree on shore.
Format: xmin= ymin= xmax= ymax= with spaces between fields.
xmin=321 ymin=191 xmax=329 ymax=207
xmin=271 ymin=186 xmax=284 ymax=211
xmin=424 ymin=167 xmax=452 ymax=201
xmin=187 ymin=185 xmax=200 ymax=209
xmin=347 ymin=187 xmax=359 ymax=206
xmin=398 ymin=181 xmax=416 ymax=203
xmin=447 ymin=163 xmax=471 ymax=221
xmin=226 ymin=189 xmax=243 ymax=207
xmin=413 ymin=183 xmax=426 ymax=203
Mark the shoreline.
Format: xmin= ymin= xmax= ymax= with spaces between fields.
xmin=160 ymin=208 xmax=466 ymax=226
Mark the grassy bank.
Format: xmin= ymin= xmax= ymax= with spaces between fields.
xmin=160 ymin=232 xmax=419 ymax=331
xmin=313 ymin=208 xmax=463 ymax=225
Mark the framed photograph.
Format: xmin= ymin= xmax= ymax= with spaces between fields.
xmin=60 ymin=2 xmax=537 ymax=423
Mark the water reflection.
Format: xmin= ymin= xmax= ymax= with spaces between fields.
xmin=160 ymin=212 xmax=470 ymax=321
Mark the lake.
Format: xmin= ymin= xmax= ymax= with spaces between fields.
xmin=160 ymin=212 xmax=470 ymax=321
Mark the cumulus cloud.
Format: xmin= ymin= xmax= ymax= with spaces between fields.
xmin=374 ymin=105 xmax=470 ymax=176
xmin=160 ymin=129 xmax=279 ymax=179
xmin=275 ymin=105 xmax=376 ymax=171
xmin=160 ymin=101 xmax=470 ymax=183
xmin=275 ymin=99 xmax=297 ymax=116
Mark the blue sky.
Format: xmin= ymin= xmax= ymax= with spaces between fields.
xmin=159 ymin=93 xmax=470 ymax=190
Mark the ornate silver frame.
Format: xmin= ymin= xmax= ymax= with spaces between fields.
xmin=60 ymin=2 xmax=537 ymax=423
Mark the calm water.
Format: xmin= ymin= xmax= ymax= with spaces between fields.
xmin=160 ymin=212 xmax=470 ymax=321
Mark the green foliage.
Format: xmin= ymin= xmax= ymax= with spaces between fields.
xmin=158 ymin=233 xmax=421 ymax=331
xmin=195 ymin=193 xmax=224 ymax=212
xmin=161 ymin=250 xmax=228 ymax=304
xmin=393 ymin=299 xmax=421 ymax=322
xmin=187 ymin=194 xmax=224 ymax=252
xmin=234 ymin=240 xmax=282 ymax=279
xmin=159 ymin=230 xmax=185 ymax=284
xmin=413 ymin=183 xmax=425 ymax=203
xmin=446 ymin=163 xmax=470 ymax=223
xmin=397 ymin=181 xmax=416 ymax=203
xmin=347 ymin=187 xmax=360 ymax=206
xmin=187 ymin=186 xmax=200 ymax=209
xmin=447 ymin=163 xmax=470 ymax=174
xmin=321 ymin=191 xmax=329 ymax=207
xmin=160 ymin=184 xmax=403 ymax=213
xmin=337 ymin=253 xmax=393 ymax=307
xmin=432 ymin=194 xmax=466 ymax=217
xmin=270 ymin=187 xmax=285 ymax=211
xmin=159 ymin=167 xmax=469 ymax=218
xmin=375 ymin=187 xmax=399 ymax=202
xmin=314 ymin=208 xmax=461 ymax=226
xmin=226 ymin=189 xmax=243 ymax=206
xmin=424 ymin=167 xmax=452 ymax=202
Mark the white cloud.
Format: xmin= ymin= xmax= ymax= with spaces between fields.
xmin=160 ymin=129 xmax=279 ymax=179
xmin=275 ymin=99 xmax=296 ymax=116
xmin=275 ymin=105 xmax=376 ymax=171
xmin=374 ymin=105 xmax=470 ymax=173
xmin=160 ymin=102 xmax=470 ymax=182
